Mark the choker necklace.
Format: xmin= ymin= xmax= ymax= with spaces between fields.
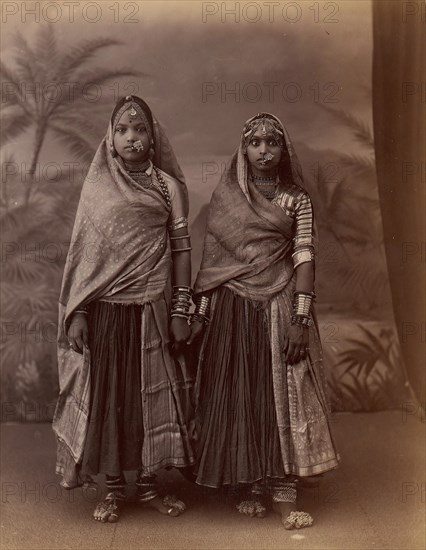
xmin=124 ymin=159 xmax=151 ymax=172
xmin=250 ymin=173 xmax=277 ymax=183
xmin=250 ymin=172 xmax=278 ymax=184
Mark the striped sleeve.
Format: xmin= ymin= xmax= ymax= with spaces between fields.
xmin=292 ymin=192 xmax=315 ymax=269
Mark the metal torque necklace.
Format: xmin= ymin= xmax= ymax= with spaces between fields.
xmin=250 ymin=170 xmax=278 ymax=200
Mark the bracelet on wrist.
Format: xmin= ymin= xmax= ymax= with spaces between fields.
xmin=171 ymin=312 xmax=190 ymax=322
xmin=170 ymin=286 xmax=193 ymax=317
xmin=190 ymin=312 xmax=210 ymax=326
xmin=290 ymin=314 xmax=313 ymax=327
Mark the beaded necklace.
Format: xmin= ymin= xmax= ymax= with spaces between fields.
xmin=153 ymin=167 xmax=172 ymax=208
xmin=124 ymin=160 xmax=171 ymax=207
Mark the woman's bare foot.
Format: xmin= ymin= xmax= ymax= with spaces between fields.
xmin=272 ymin=502 xmax=313 ymax=529
xmin=144 ymin=495 xmax=186 ymax=517
xmin=237 ymin=500 xmax=267 ymax=518
xmin=272 ymin=501 xmax=293 ymax=528
xmin=93 ymin=492 xmax=125 ymax=523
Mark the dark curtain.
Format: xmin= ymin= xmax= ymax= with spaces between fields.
xmin=372 ymin=0 xmax=425 ymax=404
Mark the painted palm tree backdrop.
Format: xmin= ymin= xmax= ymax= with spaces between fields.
xmin=1 ymin=21 xmax=410 ymax=421
xmin=1 ymin=25 xmax=139 ymax=420
xmin=1 ymin=24 xmax=138 ymax=204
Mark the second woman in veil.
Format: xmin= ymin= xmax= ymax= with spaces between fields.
xmin=189 ymin=113 xmax=340 ymax=529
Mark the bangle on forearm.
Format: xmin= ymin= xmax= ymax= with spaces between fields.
xmin=170 ymin=234 xmax=192 ymax=253
xmin=191 ymin=295 xmax=211 ymax=325
xmin=293 ymin=291 xmax=315 ymax=317
xmin=171 ymin=286 xmax=193 ymax=318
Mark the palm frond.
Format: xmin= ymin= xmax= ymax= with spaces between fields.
xmin=0 ymin=282 xmax=59 ymax=375
xmin=1 ymin=204 xmax=37 ymax=235
xmin=12 ymin=31 xmax=40 ymax=79
xmin=326 ymin=178 xmax=348 ymax=216
xmin=47 ymin=68 xmax=141 ymax=115
xmin=0 ymin=112 xmax=30 ymax=147
xmin=314 ymin=163 xmax=343 ymax=205
xmin=0 ymin=61 xmax=33 ymax=117
xmin=320 ymin=105 xmax=374 ymax=149
xmin=54 ymin=38 xmax=123 ymax=83
xmin=71 ymin=67 xmax=141 ymax=87
xmin=335 ymin=206 xmax=377 ymax=244
xmin=50 ymin=124 xmax=97 ymax=163
xmin=53 ymin=112 xmax=106 ymax=141
xmin=35 ymin=24 xmax=58 ymax=65
xmin=314 ymin=160 xmax=378 ymax=243
xmin=339 ymin=378 xmax=372 ymax=411
xmin=334 ymin=153 xmax=376 ymax=181
xmin=1 ymin=282 xmax=60 ymax=317
xmin=355 ymin=324 xmax=397 ymax=368
xmin=335 ymin=262 xmax=389 ymax=308
xmin=53 ymin=97 xmax=112 ymax=122
xmin=34 ymin=186 xmax=80 ymax=236
xmin=1 ymin=251 xmax=62 ymax=285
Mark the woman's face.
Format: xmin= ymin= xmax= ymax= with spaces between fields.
xmin=246 ymin=128 xmax=282 ymax=174
xmin=113 ymin=109 xmax=151 ymax=163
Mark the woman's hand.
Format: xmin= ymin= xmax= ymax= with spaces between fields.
xmin=187 ymin=319 xmax=204 ymax=345
xmin=285 ymin=324 xmax=309 ymax=365
xmin=170 ymin=316 xmax=191 ymax=347
xmin=67 ymin=313 xmax=89 ymax=354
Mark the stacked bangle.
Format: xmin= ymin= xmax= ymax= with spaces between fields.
xmin=291 ymin=291 xmax=315 ymax=327
xmin=291 ymin=314 xmax=313 ymax=327
xmin=170 ymin=286 xmax=193 ymax=320
xmin=170 ymin=234 xmax=192 ymax=253
xmin=191 ymin=295 xmax=211 ymax=325
xmin=74 ymin=305 xmax=88 ymax=315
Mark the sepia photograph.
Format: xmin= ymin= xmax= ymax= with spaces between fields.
xmin=0 ymin=1 xmax=424 ymax=549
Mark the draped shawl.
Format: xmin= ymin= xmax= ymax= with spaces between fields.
xmin=194 ymin=114 xmax=308 ymax=301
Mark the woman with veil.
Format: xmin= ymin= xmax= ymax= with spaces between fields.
xmin=189 ymin=113 xmax=340 ymax=529
xmin=53 ymin=96 xmax=195 ymax=523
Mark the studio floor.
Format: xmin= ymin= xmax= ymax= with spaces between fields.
xmin=1 ymin=411 xmax=424 ymax=550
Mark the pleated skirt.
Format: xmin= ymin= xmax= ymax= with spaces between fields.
xmin=195 ymin=286 xmax=286 ymax=488
xmin=81 ymin=301 xmax=144 ymax=477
